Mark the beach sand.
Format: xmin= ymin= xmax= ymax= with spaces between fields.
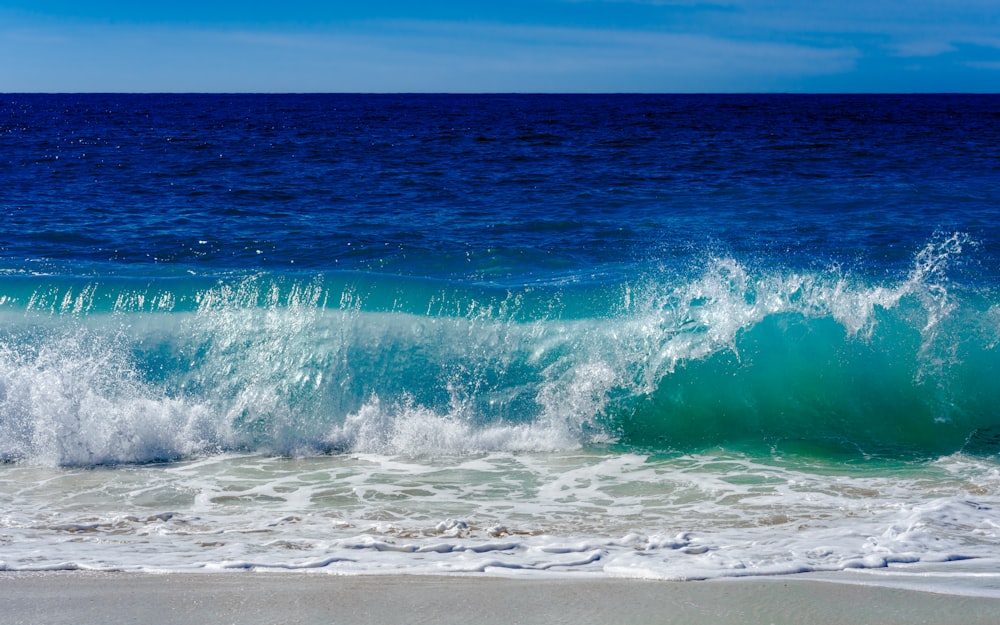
xmin=3 ymin=572 xmax=999 ymax=625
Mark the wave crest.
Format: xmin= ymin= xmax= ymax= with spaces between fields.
xmin=1 ymin=236 xmax=996 ymax=465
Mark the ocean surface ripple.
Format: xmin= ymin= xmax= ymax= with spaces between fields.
xmin=1 ymin=94 xmax=998 ymax=587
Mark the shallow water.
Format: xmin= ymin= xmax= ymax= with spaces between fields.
xmin=2 ymin=450 xmax=999 ymax=581
xmin=1 ymin=94 xmax=998 ymax=583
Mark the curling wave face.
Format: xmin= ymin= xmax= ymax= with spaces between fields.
xmin=1 ymin=235 xmax=997 ymax=466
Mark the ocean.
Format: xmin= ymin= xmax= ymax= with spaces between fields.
xmin=1 ymin=94 xmax=999 ymax=588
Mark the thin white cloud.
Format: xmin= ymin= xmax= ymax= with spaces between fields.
xmin=560 ymin=0 xmax=739 ymax=5
xmin=965 ymin=37 xmax=1000 ymax=50
xmin=338 ymin=19 xmax=859 ymax=74
xmin=966 ymin=61 xmax=1000 ymax=70
xmin=559 ymin=0 xmax=1000 ymax=82
xmin=1 ymin=17 xmax=861 ymax=92
xmin=23 ymin=6 xmax=1000 ymax=93
xmin=890 ymin=40 xmax=957 ymax=58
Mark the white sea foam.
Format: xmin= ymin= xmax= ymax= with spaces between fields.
xmin=1 ymin=450 xmax=999 ymax=592
xmin=0 ymin=330 xmax=224 ymax=465
xmin=325 ymin=394 xmax=581 ymax=455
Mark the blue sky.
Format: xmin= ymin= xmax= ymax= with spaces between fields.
xmin=1 ymin=1 xmax=998 ymax=92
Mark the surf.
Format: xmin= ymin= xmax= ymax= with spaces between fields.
xmin=0 ymin=236 xmax=997 ymax=465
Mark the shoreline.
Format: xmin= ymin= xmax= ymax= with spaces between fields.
xmin=4 ymin=571 xmax=1000 ymax=625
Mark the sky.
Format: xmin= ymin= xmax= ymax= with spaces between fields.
xmin=1 ymin=1 xmax=998 ymax=92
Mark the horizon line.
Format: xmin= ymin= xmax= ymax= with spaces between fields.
xmin=4 ymin=91 xmax=1000 ymax=96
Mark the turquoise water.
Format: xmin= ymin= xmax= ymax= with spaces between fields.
xmin=0 ymin=94 xmax=998 ymax=584
xmin=2 ymin=235 xmax=996 ymax=463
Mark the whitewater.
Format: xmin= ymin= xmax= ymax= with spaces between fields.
xmin=1 ymin=94 xmax=998 ymax=590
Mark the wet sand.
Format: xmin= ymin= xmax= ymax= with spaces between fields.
xmin=3 ymin=572 xmax=1000 ymax=625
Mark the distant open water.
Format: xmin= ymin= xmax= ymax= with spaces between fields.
xmin=1 ymin=94 xmax=999 ymax=588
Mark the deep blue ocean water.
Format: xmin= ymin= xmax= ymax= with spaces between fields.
xmin=4 ymin=94 xmax=1000 ymax=284
xmin=1 ymin=94 xmax=999 ymax=582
